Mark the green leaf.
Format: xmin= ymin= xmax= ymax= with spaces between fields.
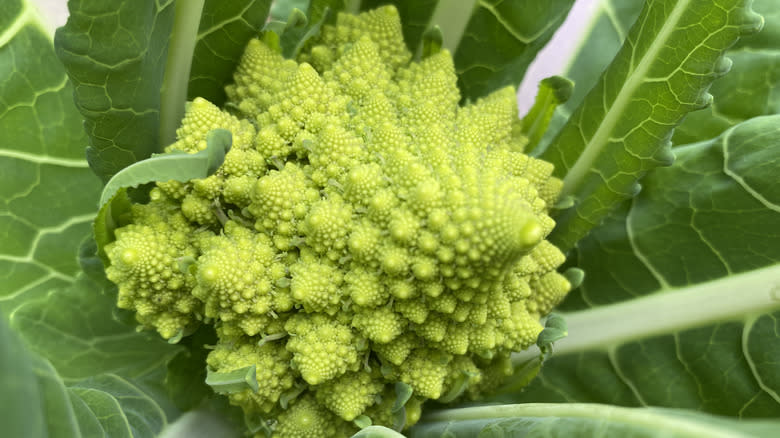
xmin=0 ymin=0 xmax=100 ymax=316
xmin=408 ymin=404 xmax=780 ymax=437
xmin=55 ymin=0 xmax=178 ymax=181
xmin=205 ymin=365 xmax=260 ymax=394
xmin=568 ymin=115 xmax=780 ymax=307
xmin=420 ymin=25 xmax=443 ymax=59
xmin=0 ymin=313 xmax=46 ymax=438
xmin=93 ymin=188 xmax=133 ymax=265
xmin=392 ymin=381 xmax=414 ymax=431
xmin=392 ymin=381 xmax=414 ymax=412
xmin=672 ymin=0 xmax=780 ymax=144
xmin=280 ymin=7 xmax=331 ymax=59
xmin=505 ymin=116 xmax=780 ymax=417
xmin=350 ymin=425 xmax=407 ymax=437
xmin=270 ymin=0 xmax=311 ymax=23
xmin=438 ymin=371 xmax=475 ymax=404
xmin=70 ymin=374 xmax=168 ymax=437
xmin=11 ymin=275 xmax=181 ymax=381
xmin=57 ymin=0 xmax=271 ymax=171
xmin=2 ymin=5 xmax=184 ymax=436
xmin=540 ymin=0 xmax=764 ymax=253
xmin=264 ymin=1 xmax=344 ymax=59
xmin=92 ymin=128 xmax=231 ymax=263
xmin=520 ymin=76 xmax=573 ymax=151
xmin=98 ymin=128 xmax=232 ymax=208
xmin=353 ymin=414 xmax=373 ymax=429
xmin=29 ymin=355 xmax=84 ymax=438
xmin=531 ymin=0 xmax=645 ymax=155
xmin=536 ymin=313 xmax=568 ymax=349
xmin=187 ymin=0 xmax=273 ymax=106
xmin=308 ymin=0 xmax=348 ymax=24
xmin=538 ymin=0 xmax=774 ymax=151
xmin=2 ymin=276 xmax=181 ymax=438
xmin=453 ymin=0 xmax=576 ymax=101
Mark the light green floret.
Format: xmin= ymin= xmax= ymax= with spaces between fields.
xmin=284 ymin=313 xmax=363 ymax=385
xmin=105 ymin=5 xmax=574 ymax=436
xmin=300 ymin=194 xmax=353 ymax=260
xmin=249 ymin=162 xmax=319 ymax=250
xmin=399 ymin=348 xmax=452 ymax=399
xmin=352 ymin=305 xmax=406 ymax=343
xmin=105 ymin=202 xmax=204 ymax=339
xmin=271 ymin=394 xmax=356 ymax=438
xmin=315 ymin=370 xmax=384 ymax=421
xmin=207 ymin=340 xmax=294 ymax=414
xmin=289 ymin=250 xmax=344 ymax=314
xmin=192 ymin=221 xmax=288 ymax=336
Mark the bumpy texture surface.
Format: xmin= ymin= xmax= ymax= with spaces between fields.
xmin=104 ymin=6 xmax=570 ymax=437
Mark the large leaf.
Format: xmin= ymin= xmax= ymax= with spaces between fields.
xmin=540 ymin=0 xmax=764 ymax=253
xmin=672 ymin=0 xmax=780 ymax=144
xmin=2 ymin=302 xmax=175 ymax=438
xmin=1 ymin=3 xmax=185 ymax=436
xmin=358 ymin=0 xmax=576 ymax=101
xmin=453 ymin=0 xmax=576 ymax=101
xmin=0 ymin=312 xmax=45 ymax=437
xmin=11 ymin=275 xmax=181 ymax=382
xmin=539 ymin=0 xmax=780 ymax=149
xmin=186 ymin=0 xmax=273 ymax=106
xmin=532 ymin=0 xmax=644 ymax=152
xmin=56 ymin=0 xmax=277 ymax=181
xmin=0 ymin=0 xmax=100 ymax=316
xmin=409 ymin=404 xmax=780 ymax=437
xmin=55 ymin=0 xmax=178 ymax=181
xmin=503 ymin=115 xmax=780 ymax=417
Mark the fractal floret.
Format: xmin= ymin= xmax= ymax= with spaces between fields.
xmin=104 ymin=6 xmax=570 ymax=437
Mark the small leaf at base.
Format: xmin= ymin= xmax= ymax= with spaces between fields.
xmin=205 ymin=365 xmax=259 ymax=394
xmin=522 ymin=75 xmax=574 ymax=153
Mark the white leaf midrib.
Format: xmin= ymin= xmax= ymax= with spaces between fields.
xmin=0 ymin=4 xmax=34 ymax=48
xmin=513 ymin=264 xmax=780 ymax=362
xmin=422 ymin=403 xmax=764 ymax=438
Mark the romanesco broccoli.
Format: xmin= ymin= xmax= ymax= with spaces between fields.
xmin=104 ymin=5 xmax=571 ymax=436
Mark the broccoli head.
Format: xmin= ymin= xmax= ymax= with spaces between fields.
xmin=104 ymin=5 xmax=570 ymax=437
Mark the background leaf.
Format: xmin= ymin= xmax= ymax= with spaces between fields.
xmin=55 ymin=0 xmax=275 ymax=181
xmin=98 ymin=128 xmax=232 ymax=207
xmin=351 ymin=425 xmax=407 ymax=437
xmin=0 ymin=0 xmax=99 ymax=317
xmin=55 ymin=0 xmax=177 ymax=182
xmin=11 ymin=276 xmax=181 ymax=382
xmin=0 ymin=312 xmax=46 ymax=437
xmin=540 ymin=0 xmax=763 ymax=253
xmin=539 ymin=0 xmax=780 ymax=150
xmin=533 ymin=0 xmax=644 ymax=151
xmin=1 ymin=2 xmax=186 ymax=436
xmin=270 ymin=0 xmax=312 ymax=23
xmin=452 ymin=0 xmax=576 ymax=101
xmin=409 ymin=404 xmax=780 ymax=437
xmin=672 ymin=0 xmax=780 ymax=144
xmin=500 ymin=115 xmax=780 ymax=418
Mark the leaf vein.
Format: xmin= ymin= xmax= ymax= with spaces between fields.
xmin=741 ymin=316 xmax=780 ymax=407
